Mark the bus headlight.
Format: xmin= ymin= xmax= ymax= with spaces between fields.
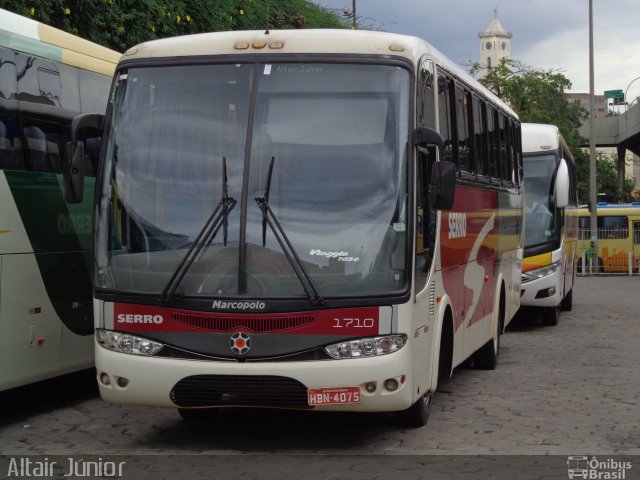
xmin=324 ymin=335 xmax=406 ymax=359
xmin=521 ymin=260 xmax=561 ymax=282
xmin=96 ymin=329 xmax=164 ymax=356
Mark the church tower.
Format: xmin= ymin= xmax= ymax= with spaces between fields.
xmin=478 ymin=9 xmax=512 ymax=77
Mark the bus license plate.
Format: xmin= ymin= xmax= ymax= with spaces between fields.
xmin=307 ymin=387 xmax=361 ymax=406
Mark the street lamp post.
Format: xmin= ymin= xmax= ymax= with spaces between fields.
xmin=624 ymin=75 xmax=640 ymax=112
xmin=342 ymin=1 xmax=357 ymax=29
xmin=588 ymin=0 xmax=598 ymax=271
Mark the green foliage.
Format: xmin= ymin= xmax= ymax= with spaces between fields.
xmin=1 ymin=0 xmax=348 ymax=51
xmin=588 ymin=152 xmax=636 ymax=203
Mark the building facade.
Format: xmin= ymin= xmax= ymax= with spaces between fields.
xmin=567 ymin=93 xmax=607 ymax=118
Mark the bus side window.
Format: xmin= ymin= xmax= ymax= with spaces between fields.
xmin=436 ymin=72 xmax=453 ymax=164
xmin=0 ymin=47 xmax=23 ymax=171
xmin=22 ymin=121 xmax=67 ymax=173
xmin=497 ymin=113 xmax=507 ymax=184
xmin=23 ymin=125 xmax=49 ymax=172
xmin=598 ymin=215 xmax=628 ymax=239
xmin=486 ymin=105 xmax=497 ymax=181
xmin=514 ymin=122 xmax=523 ymax=187
xmin=507 ymin=119 xmax=516 ymax=185
xmin=417 ymin=59 xmax=436 ymax=130
xmin=455 ymin=84 xmax=470 ymax=174
xmin=472 ymin=95 xmax=487 ymax=179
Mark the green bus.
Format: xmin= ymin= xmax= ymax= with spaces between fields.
xmin=0 ymin=8 xmax=119 ymax=390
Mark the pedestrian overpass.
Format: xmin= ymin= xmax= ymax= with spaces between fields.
xmin=578 ymin=100 xmax=640 ymax=186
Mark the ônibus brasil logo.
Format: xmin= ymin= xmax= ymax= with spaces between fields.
xmin=229 ymin=332 xmax=251 ymax=355
xmin=212 ymin=300 xmax=266 ymax=310
xmin=567 ymin=456 xmax=632 ymax=479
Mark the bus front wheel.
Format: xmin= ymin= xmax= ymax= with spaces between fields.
xmin=398 ymin=393 xmax=432 ymax=428
xmin=561 ymin=288 xmax=573 ymax=311
xmin=542 ymin=306 xmax=560 ymax=326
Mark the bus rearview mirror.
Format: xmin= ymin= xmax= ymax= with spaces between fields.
xmin=554 ymin=159 xmax=570 ymax=208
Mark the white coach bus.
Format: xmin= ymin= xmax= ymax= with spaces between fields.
xmin=520 ymin=123 xmax=577 ymax=325
xmin=65 ymin=29 xmax=523 ymax=427
xmin=0 ymin=8 xmax=119 ymax=390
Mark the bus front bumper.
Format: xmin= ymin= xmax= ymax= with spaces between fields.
xmin=520 ymin=268 xmax=563 ymax=308
xmin=94 ymin=339 xmax=417 ymax=413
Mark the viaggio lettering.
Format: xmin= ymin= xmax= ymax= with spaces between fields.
xmin=310 ymin=249 xmax=349 ymax=258
xmin=310 ymin=249 xmax=359 ymax=262
xmin=212 ymin=300 xmax=266 ymax=310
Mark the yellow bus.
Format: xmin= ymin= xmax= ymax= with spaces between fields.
xmin=577 ymin=203 xmax=640 ymax=273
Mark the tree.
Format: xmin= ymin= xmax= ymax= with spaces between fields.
xmin=1 ymin=0 xmax=348 ymax=52
xmin=471 ymin=58 xmax=593 ymax=202
xmin=589 ymin=152 xmax=636 ymax=203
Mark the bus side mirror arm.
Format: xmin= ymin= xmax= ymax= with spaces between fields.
xmin=414 ymin=127 xmax=456 ymax=211
xmin=64 ymin=113 xmax=104 ymax=204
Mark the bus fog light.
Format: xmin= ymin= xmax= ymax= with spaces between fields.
xmin=117 ymin=377 xmax=129 ymax=388
xmin=365 ymin=382 xmax=377 ymax=393
xmin=96 ymin=329 xmax=163 ymax=356
xmin=324 ymin=335 xmax=406 ymax=359
xmin=99 ymin=372 xmax=111 ymax=386
xmin=383 ymin=378 xmax=399 ymax=392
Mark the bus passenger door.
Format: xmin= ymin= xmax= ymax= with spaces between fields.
xmin=633 ymin=221 xmax=640 ymax=272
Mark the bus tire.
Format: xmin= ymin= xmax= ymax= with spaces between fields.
xmin=473 ymin=291 xmax=502 ymax=370
xmin=398 ymin=393 xmax=431 ymax=428
xmin=542 ymin=305 xmax=560 ymax=326
xmin=561 ymin=288 xmax=573 ymax=311
xmin=473 ymin=326 xmax=499 ymax=370
xmin=437 ymin=312 xmax=454 ymax=389
xmin=177 ymin=408 xmax=218 ymax=421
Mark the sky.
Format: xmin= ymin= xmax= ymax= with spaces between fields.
xmin=314 ymin=0 xmax=640 ymax=103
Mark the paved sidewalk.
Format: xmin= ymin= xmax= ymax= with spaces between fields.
xmin=1 ymin=276 xmax=639 ymax=458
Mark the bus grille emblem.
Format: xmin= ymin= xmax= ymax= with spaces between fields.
xmin=229 ymin=332 xmax=251 ymax=355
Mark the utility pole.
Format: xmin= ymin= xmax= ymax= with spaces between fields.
xmin=588 ymin=0 xmax=598 ymax=270
xmin=352 ymin=0 xmax=356 ymax=29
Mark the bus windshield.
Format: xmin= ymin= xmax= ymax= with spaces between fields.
xmin=95 ymin=62 xmax=411 ymax=300
xmin=523 ymin=153 xmax=559 ymax=248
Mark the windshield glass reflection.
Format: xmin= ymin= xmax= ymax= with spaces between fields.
xmin=95 ymin=63 xmax=410 ymax=300
xmin=523 ymin=153 xmax=559 ymax=247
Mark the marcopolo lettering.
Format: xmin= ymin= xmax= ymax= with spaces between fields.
xmin=212 ymin=300 xmax=266 ymax=310
xmin=116 ymin=313 xmax=164 ymax=324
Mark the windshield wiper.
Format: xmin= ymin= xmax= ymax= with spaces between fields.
xmin=160 ymin=158 xmax=236 ymax=302
xmin=254 ymin=157 xmax=324 ymax=306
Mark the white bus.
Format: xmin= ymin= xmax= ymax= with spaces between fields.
xmin=520 ymin=123 xmax=577 ymax=325
xmin=66 ymin=29 xmax=523 ymax=427
xmin=0 ymin=8 xmax=119 ymax=390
